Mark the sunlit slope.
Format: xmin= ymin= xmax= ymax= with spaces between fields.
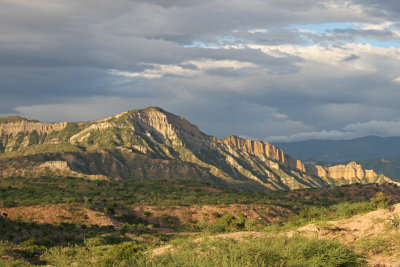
xmin=0 ymin=107 xmax=395 ymax=191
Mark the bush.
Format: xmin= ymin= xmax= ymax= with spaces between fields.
xmin=331 ymin=202 xmax=375 ymax=217
xmin=370 ymin=192 xmax=392 ymax=208
xmin=149 ymin=235 xmax=364 ymax=266
xmin=103 ymin=242 xmax=145 ymax=266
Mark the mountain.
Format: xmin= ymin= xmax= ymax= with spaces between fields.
xmin=275 ymin=136 xmax=400 ymax=162
xmin=357 ymin=157 xmax=400 ymax=182
xmin=0 ymin=107 xmax=396 ymax=191
xmin=309 ymin=161 xmax=392 ymax=185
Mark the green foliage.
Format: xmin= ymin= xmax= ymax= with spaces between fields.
xmin=331 ymin=201 xmax=375 ymax=217
xmin=0 ymin=216 xmax=115 ymax=247
xmin=1 ymin=177 xmax=398 ymax=216
xmin=389 ymin=214 xmax=400 ymax=229
xmin=370 ymin=192 xmax=392 ymax=208
xmin=264 ymin=201 xmax=377 ymax=233
xmin=28 ymin=131 xmax=39 ymax=146
xmin=8 ymin=234 xmax=364 ymax=266
xmin=103 ymin=242 xmax=145 ymax=266
xmin=211 ymin=212 xmax=220 ymax=218
xmin=149 ymin=235 xmax=364 ymax=267
xmin=206 ymin=213 xmax=248 ymax=233
xmin=358 ymin=236 xmax=388 ymax=255
xmin=0 ymin=116 xmax=28 ymax=123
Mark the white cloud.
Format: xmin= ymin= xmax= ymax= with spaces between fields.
xmin=109 ymin=60 xmax=258 ymax=79
xmin=3 ymin=0 xmax=400 ymax=142
xmin=272 ymin=112 xmax=288 ymax=120
xmin=249 ymin=43 xmax=400 ymax=66
xmin=343 ymin=120 xmax=400 ymax=136
xmin=109 ymin=64 xmax=198 ymax=79
xmin=267 ymin=120 xmax=400 ymax=142
xmin=357 ymin=22 xmax=394 ymax=31
xmin=188 ymin=59 xmax=257 ymax=70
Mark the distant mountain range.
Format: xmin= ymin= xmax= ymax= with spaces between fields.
xmin=276 ymin=136 xmax=400 ymax=181
xmin=357 ymin=157 xmax=400 ymax=182
xmin=0 ymin=107 xmax=396 ymax=191
xmin=276 ymin=136 xmax=400 ymax=162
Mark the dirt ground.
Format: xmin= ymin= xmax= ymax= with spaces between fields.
xmin=289 ymin=204 xmax=400 ymax=267
xmin=0 ymin=204 xmax=117 ymax=227
xmin=149 ymin=204 xmax=400 ymax=266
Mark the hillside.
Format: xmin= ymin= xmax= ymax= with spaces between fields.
xmin=275 ymin=136 xmax=400 ymax=162
xmin=2 ymin=179 xmax=398 ymax=266
xmin=358 ymin=157 xmax=400 ymax=182
xmin=0 ymin=107 xmax=396 ymax=191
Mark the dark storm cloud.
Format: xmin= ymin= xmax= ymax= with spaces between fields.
xmin=1 ymin=0 xmax=400 ymax=141
xmin=352 ymin=0 xmax=400 ymax=19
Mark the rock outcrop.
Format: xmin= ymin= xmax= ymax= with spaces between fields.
xmin=222 ymin=135 xmax=306 ymax=172
xmin=0 ymin=120 xmax=67 ymax=135
xmin=0 ymin=107 xmax=396 ymax=191
xmin=0 ymin=160 xmax=108 ymax=180
xmin=309 ymin=161 xmax=394 ymax=185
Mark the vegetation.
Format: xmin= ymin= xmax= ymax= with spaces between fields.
xmin=1 ymin=177 xmax=399 ymax=209
xmin=0 ymin=175 xmax=398 ymax=265
xmin=149 ymin=235 xmax=364 ymax=267
xmin=0 ymin=228 xmax=365 ymax=266
xmin=0 ymin=116 xmax=29 ymax=123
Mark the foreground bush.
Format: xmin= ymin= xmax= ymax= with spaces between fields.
xmin=148 ymin=235 xmax=365 ymax=267
xmin=41 ymin=242 xmax=146 ymax=266
xmin=34 ymin=235 xmax=365 ymax=266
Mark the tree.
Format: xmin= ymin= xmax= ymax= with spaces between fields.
xmin=370 ymin=192 xmax=391 ymax=208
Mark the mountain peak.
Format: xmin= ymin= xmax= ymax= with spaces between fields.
xmin=0 ymin=107 xmax=397 ymax=191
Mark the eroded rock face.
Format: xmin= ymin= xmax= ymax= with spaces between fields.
xmin=0 ymin=107 xmax=396 ymax=191
xmin=0 ymin=160 xmax=108 ymax=180
xmin=309 ymin=161 xmax=393 ymax=184
xmin=221 ymin=135 xmax=306 ymax=172
xmin=0 ymin=121 xmax=67 ymax=135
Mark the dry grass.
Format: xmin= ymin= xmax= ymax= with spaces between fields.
xmin=288 ymin=203 xmax=400 ymax=266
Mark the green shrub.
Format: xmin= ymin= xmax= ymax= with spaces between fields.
xmin=102 ymin=242 xmax=145 ymax=266
xmin=370 ymin=192 xmax=392 ymax=208
xmin=389 ymin=214 xmax=400 ymax=230
xmin=331 ymin=202 xmax=375 ymax=217
xmin=211 ymin=212 xmax=220 ymax=218
xmin=149 ymin=235 xmax=364 ymax=267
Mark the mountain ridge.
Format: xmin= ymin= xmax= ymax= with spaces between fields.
xmin=0 ymin=107 xmax=396 ymax=191
xmin=275 ymin=136 xmax=400 ymax=162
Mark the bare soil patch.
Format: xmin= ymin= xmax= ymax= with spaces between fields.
xmin=289 ymin=203 xmax=400 ymax=266
xmin=0 ymin=204 xmax=117 ymax=227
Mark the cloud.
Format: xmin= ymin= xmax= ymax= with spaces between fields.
xmin=342 ymin=54 xmax=359 ymax=61
xmin=267 ymin=120 xmax=400 ymax=142
xmin=110 ymin=60 xmax=258 ymax=79
xmin=1 ymin=0 xmax=400 ymax=142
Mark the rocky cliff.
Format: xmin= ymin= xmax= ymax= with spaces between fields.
xmin=222 ymin=135 xmax=306 ymax=172
xmin=0 ymin=107 xmax=396 ymax=191
xmin=0 ymin=119 xmax=67 ymax=135
xmin=309 ymin=161 xmax=394 ymax=185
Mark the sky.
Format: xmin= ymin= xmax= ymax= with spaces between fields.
xmin=1 ymin=0 xmax=400 ymax=142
